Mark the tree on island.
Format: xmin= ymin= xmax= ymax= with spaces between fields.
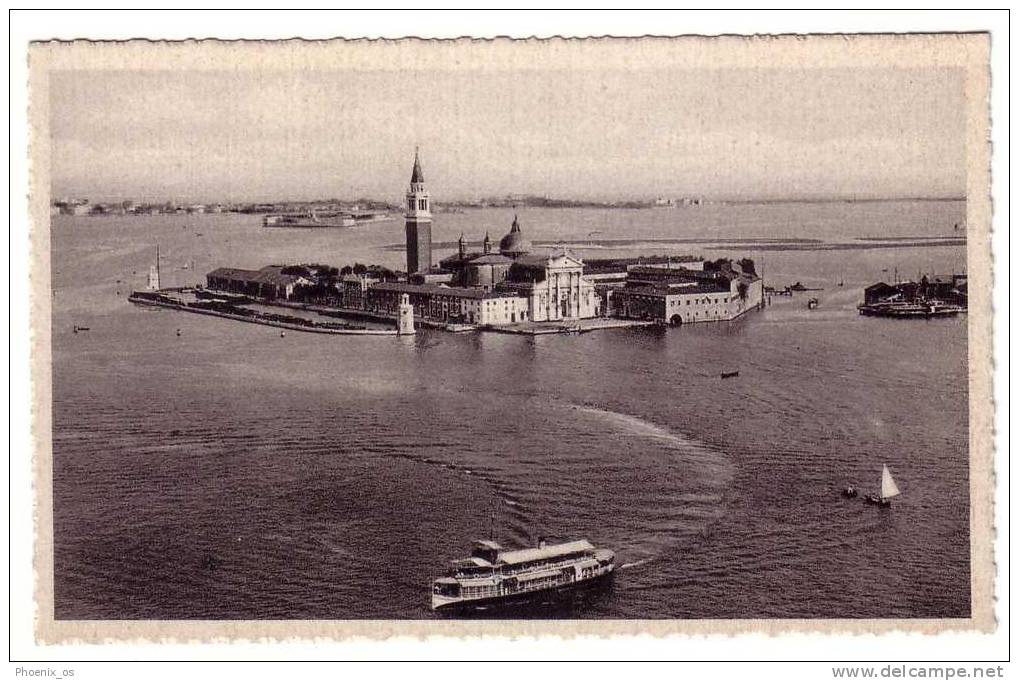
xmin=337 ymin=263 xmax=398 ymax=282
xmin=281 ymin=265 xmax=312 ymax=278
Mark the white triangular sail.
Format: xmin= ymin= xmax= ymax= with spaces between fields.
xmin=147 ymin=264 xmax=160 ymax=290
xmin=147 ymin=244 xmax=161 ymax=290
xmin=881 ymin=464 xmax=901 ymax=499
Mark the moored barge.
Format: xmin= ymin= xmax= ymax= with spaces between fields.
xmin=857 ymin=300 xmax=964 ymax=318
xmin=431 ymin=539 xmax=615 ymax=614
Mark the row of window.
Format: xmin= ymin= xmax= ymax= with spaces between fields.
xmin=669 ymin=296 xmax=731 ymax=307
xmin=517 ymin=575 xmax=565 ymax=590
xmin=460 ymin=573 xmax=577 ymax=599
xmin=462 ymin=585 xmax=501 ymax=598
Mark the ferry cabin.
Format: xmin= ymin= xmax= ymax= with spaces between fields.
xmin=431 ymin=539 xmax=614 ymax=607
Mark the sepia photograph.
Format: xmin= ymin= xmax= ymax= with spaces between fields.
xmin=14 ymin=14 xmax=1003 ymax=665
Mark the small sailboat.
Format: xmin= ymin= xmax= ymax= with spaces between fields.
xmin=147 ymin=245 xmax=162 ymax=291
xmin=865 ymin=464 xmax=901 ymax=507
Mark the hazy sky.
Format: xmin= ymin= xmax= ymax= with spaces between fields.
xmin=50 ymin=67 xmax=965 ymax=202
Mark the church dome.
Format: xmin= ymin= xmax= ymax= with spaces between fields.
xmin=499 ymin=215 xmax=532 ymax=257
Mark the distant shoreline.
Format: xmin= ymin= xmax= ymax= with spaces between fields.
xmin=710 ymin=196 xmax=964 ymax=206
xmin=383 ymin=235 xmax=965 ymax=254
xmin=704 ymin=238 xmax=967 ymax=253
xmin=437 ymin=196 xmax=966 ymax=210
xmin=51 ymin=195 xmax=965 ymax=216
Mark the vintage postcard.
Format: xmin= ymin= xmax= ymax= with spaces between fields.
xmin=28 ymin=34 xmax=994 ymax=643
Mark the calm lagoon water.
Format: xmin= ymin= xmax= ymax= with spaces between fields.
xmin=51 ymin=200 xmax=970 ymax=619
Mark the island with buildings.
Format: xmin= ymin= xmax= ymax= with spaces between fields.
xmin=130 ymin=152 xmax=765 ymax=336
xmin=858 ymin=274 xmax=968 ymax=318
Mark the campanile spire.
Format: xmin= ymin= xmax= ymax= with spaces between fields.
xmin=411 ymin=147 xmax=425 ymax=185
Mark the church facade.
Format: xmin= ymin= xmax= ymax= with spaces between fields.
xmin=499 ymin=253 xmax=601 ymax=321
xmin=397 ymin=151 xmax=600 ymax=325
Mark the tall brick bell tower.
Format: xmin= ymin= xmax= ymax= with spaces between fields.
xmin=404 ymin=149 xmax=432 ymax=276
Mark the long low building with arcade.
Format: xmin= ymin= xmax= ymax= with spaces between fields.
xmin=611 ymin=258 xmax=764 ymax=326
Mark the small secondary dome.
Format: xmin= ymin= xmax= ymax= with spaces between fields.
xmin=499 ymin=215 xmax=532 ymax=257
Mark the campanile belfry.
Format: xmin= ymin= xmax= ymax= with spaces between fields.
xmin=404 ymin=149 xmax=432 ymax=275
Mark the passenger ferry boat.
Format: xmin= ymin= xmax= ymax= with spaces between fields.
xmin=431 ymin=539 xmax=615 ymax=613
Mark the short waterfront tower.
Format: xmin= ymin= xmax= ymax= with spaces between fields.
xmin=398 ymin=293 xmax=416 ymax=335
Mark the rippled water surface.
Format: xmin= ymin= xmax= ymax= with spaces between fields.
xmin=51 ymin=200 xmax=970 ymax=619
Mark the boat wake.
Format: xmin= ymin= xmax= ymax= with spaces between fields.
xmin=571 ymin=404 xmax=735 ymax=483
xmin=355 ymin=387 xmax=736 ymax=572
xmin=564 ymin=403 xmax=734 ymax=567
xmin=382 ymin=448 xmax=534 ymax=545
xmin=573 ymin=404 xmax=684 ymax=442
xmin=619 ymin=558 xmax=655 ymax=570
